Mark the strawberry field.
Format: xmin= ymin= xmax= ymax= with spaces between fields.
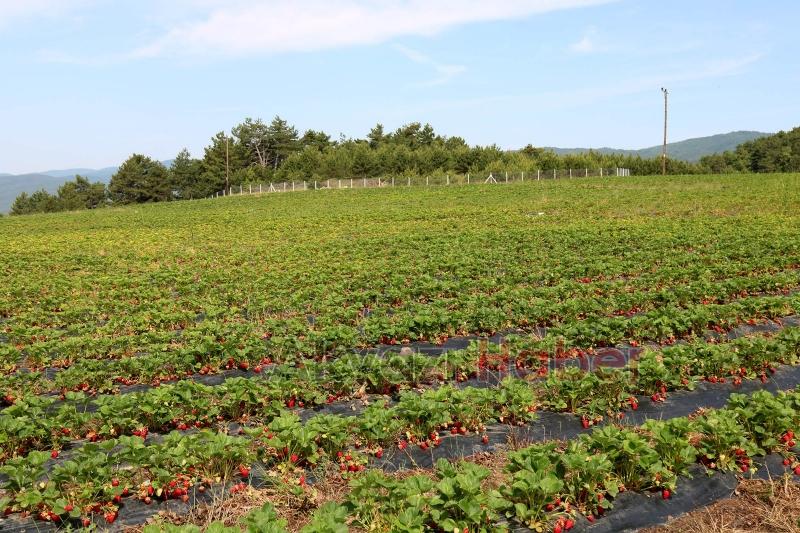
xmin=1 ymin=173 xmax=800 ymax=531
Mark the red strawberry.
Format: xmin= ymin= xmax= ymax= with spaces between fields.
xmin=419 ymin=442 xmax=429 ymax=451
xmin=111 ymin=478 xmax=119 ymax=487
xmin=290 ymin=453 xmax=299 ymax=463
xmin=482 ymin=435 xmax=489 ymax=444
xmin=545 ymin=503 xmax=555 ymax=512
xmin=554 ymin=525 xmax=562 ymax=533
xmin=82 ymin=518 xmax=91 ymax=527
xmin=398 ymin=440 xmax=407 ymax=450
xmin=50 ymin=450 xmax=59 ymax=459
xmin=299 ymin=475 xmax=306 ymax=486
xmin=564 ymin=518 xmax=575 ymax=530
xmin=105 ymin=512 xmax=116 ymax=524
xmin=64 ymin=504 xmax=73 ymax=513
xmin=783 ymin=458 xmax=791 ymax=466
xmin=375 ymin=449 xmax=383 ymax=459
xmin=239 ymin=465 xmax=250 ymax=477
xmin=253 ymin=365 xmax=262 ymax=374
xmin=287 ymin=398 xmax=296 ymax=408
xmin=794 ymin=466 xmax=800 ymax=476
xmin=581 ymin=417 xmax=590 ymax=429
xmin=587 ymin=515 xmax=595 ymax=523
xmin=662 ymin=489 xmax=671 ymax=499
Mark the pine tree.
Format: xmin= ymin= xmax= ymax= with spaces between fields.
xmin=109 ymin=154 xmax=170 ymax=204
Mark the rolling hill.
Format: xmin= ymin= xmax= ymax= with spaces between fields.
xmin=546 ymin=131 xmax=770 ymax=162
xmin=0 ymin=161 xmax=173 ymax=213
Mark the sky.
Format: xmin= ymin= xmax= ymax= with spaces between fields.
xmin=0 ymin=0 xmax=798 ymax=174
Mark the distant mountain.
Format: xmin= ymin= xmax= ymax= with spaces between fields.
xmin=40 ymin=167 xmax=119 ymax=180
xmin=546 ymin=131 xmax=771 ymax=162
xmin=0 ymin=160 xmax=173 ymax=213
xmin=0 ymin=173 xmax=72 ymax=213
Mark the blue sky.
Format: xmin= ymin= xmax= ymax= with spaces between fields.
xmin=1 ymin=0 xmax=798 ymax=174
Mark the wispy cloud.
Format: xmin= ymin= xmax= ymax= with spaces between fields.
xmin=132 ymin=0 xmax=617 ymax=58
xmin=396 ymin=52 xmax=765 ymax=116
xmin=393 ymin=44 xmax=466 ymax=87
xmin=0 ymin=1 xmax=90 ymax=29
xmin=569 ymin=28 xmax=598 ymax=53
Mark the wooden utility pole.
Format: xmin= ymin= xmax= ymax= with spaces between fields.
xmin=225 ymin=136 xmax=230 ymax=190
xmin=661 ymin=87 xmax=668 ymax=176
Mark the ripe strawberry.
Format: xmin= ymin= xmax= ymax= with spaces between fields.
xmin=64 ymin=504 xmax=73 ymax=513
xmin=253 ymin=365 xmax=262 ymax=373
xmin=587 ymin=515 xmax=595 ymax=523
xmin=290 ymin=453 xmax=299 ymax=463
xmin=482 ymin=435 xmax=489 ymax=444
xmin=564 ymin=518 xmax=575 ymax=530
xmin=375 ymin=449 xmax=383 ymax=459
xmin=419 ymin=441 xmax=429 ymax=451
xmin=581 ymin=417 xmax=590 ymax=429
xmin=794 ymin=466 xmax=800 ymax=476
xmin=783 ymin=458 xmax=791 ymax=466
xmin=398 ymin=440 xmax=407 ymax=450
xmin=239 ymin=465 xmax=250 ymax=477
xmin=239 ymin=361 xmax=249 ymax=370
xmin=82 ymin=518 xmax=91 ymax=527
xmin=111 ymin=478 xmax=119 ymax=487
xmin=182 ymin=494 xmax=189 ymax=503
xmin=554 ymin=525 xmax=562 ymax=533
xmin=741 ymin=465 xmax=749 ymax=473
xmin=545 ymin=503 xmax=554 ymax=512
xmin=50 ymin=450 xmax=59 ymax=459
xmin=287 ymin=398 xmax=296 ymax=408
xmin=105 ymin=511 xmax=117 ymax=524
xmin=662 ymin=489 xmax=671 ymax=499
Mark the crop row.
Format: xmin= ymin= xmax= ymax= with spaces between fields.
xmin=3 ymin=382 xmax=799 ymax=531
xmin=2 ymin=225 xmax=799 ymax=370
xmin=2 ymin=292 xmax=799 ymax=402
xmin=1 ymin=320 xmax=799 ymax=486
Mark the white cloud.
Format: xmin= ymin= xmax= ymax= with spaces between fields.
xmin=0 ymin=0 xmax=89 ymax=28
xmin=132 ymin=0 xmax=616 ymax=58
xmin=569 ymin=27 xmax=605 ymax=54
xmin=394 ymin=44 xmax=465 ymax=87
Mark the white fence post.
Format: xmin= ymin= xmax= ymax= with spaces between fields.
xmin=426 ymin=176 xmax=429 ymax=186
xmin=521 ymin=171 xmax=524 ymax=182
xmin=569 ymin=169 xmax=572 ymax=179
xmin=391 ymin=177 xmax=395 ymax=187
xmin=600 ymin=168 xmax=603 ymax=177
xmin=585 ymin=168 xmax=588 ymax=177
xmin=505 ymin=171 xmax=508 ymax=183
xmin=467 ymin=173 xmax=470 ymax=184
xmin=292 ymin=181 xmax=295 ymax=191
xmin=537 ymin=169 xmax=540 ymax=181
xmin=446 ymin=175 xmax=449 ymax=185
xmin=407 ymin=177 xmax=411 ymax=186
xmin=553 ymin=169 xmax=556 ymax=179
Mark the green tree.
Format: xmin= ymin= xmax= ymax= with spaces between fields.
xmin=201 ymin=132 xmax=247 ymax=193
xmin=169 ymin=149 xmax=203 ymax=199
xmin=109 ymin=154 xmax=170 ymax=204
xmin=57 ymin=175 xmax=107 ymax=210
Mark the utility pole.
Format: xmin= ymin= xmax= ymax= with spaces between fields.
xmin=225 ymin=136 xmax=230 ymax=190
xmin=661 ymin=87 xmax=668 ymax=176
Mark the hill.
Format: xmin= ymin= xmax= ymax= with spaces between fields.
xmin=546 ymin=131 xmax=770 ymax=162
xmin=0 ymin=173 xmax=73 ymax=213
xmin=0 ymin=160 xmax=174 ymax=213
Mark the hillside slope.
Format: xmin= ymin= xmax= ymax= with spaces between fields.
xmin=547 ymin=131 xmax=770 ymax=162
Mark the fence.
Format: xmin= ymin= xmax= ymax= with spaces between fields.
xmin=211 ymin=168 xmax=631 ymax=198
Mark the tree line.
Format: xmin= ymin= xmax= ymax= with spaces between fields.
xmin=699 ymin=126 xmax=800 ymax=173
xmin=10 ymin=118 xmax=796 ymax=215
